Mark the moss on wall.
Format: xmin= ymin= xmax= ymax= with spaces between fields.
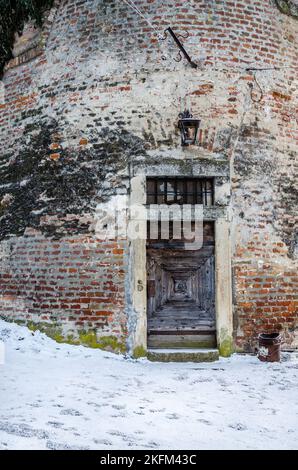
xmin=14 ymin=319 xmax=126 ymax=353
xmin=132 ymin=345 xmax=147 ymax=358
xmin=0 ymin=117 xmax=146 ymax=240
xmin=78 ymin=331 xmax=126 ymax=353
xmin=219 ymin=338 xmax=234 ymax=357
xmin=218 ymin=328 xmax=234 ymax=357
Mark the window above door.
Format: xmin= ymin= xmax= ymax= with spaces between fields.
xmin=146 ymin=177 xmax=214 ymax=206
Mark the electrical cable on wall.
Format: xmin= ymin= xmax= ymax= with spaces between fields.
xmin=248 ymin=71 xmax=264 ymax=103
xmin=122 ymin=0 xmax=197 ymax=66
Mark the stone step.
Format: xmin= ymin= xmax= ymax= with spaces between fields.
xmin=148 ymin=333 xmax=216 ymax=349
xmin=147 ymin=348 xmax=219 ymax=363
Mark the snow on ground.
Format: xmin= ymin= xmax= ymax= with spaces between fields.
xmin=0 ymin=320 xmax=297 ymax=450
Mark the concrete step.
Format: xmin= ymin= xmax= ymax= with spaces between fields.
xmin=147 ymin=348 xmax=219 ymax=363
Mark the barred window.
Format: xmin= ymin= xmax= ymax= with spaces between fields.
xmin=146 ymin=178 xmax=214 ymax=206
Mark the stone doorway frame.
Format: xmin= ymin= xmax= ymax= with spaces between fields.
xmin=129 ymin=170 xmax=233 ymax=358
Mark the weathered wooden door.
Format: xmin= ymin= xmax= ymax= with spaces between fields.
xmin=147 ymin=222 xmax=216 ymax=349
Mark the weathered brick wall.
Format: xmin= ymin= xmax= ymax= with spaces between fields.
xmin=0 ymin=0 xmax=297 ymax=351
xmin=0 ymin=231 xmax=127 ymax=351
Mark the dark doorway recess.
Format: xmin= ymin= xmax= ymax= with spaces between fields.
xmin=146 ymin=177 xmax=216 ymax=349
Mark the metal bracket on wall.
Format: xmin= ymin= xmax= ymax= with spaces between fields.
xmin=160 ymin=27 xmax=198 ymax=69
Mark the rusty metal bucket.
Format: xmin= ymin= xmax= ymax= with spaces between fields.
xmin=258 ymin=332 xmax=282 ymax=362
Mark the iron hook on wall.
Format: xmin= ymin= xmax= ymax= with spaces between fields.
xmin=174 ymin=51 xmax=183 ymax=63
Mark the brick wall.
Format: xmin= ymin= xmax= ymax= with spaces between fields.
xmin=0 ymin=231 xmax=127 ymax=351
xmin=0 ymin=0 xmax=297 ymax=351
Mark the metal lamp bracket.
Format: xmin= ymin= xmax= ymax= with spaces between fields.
xmin=160 ymin=27 xmax=198 ymax=69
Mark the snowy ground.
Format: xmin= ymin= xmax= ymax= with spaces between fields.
xmin=0 ymin=320 xmax=297 ymax=450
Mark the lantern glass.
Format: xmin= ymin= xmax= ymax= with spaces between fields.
xmin=178 ymin=111 xmax=200 ymax=146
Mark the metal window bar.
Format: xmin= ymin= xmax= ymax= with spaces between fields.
xmin=146 ymin=178 xmax=214 ymax=206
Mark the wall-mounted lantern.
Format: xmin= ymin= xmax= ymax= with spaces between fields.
xmin=178 ymin=110 xmax=200 ymax=146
